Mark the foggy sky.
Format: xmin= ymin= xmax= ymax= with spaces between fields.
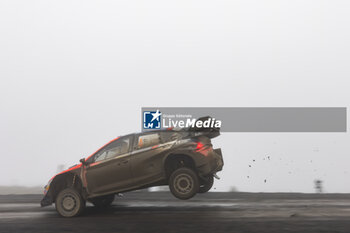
xmin=0 ymin=0 xmax=349 ymax=192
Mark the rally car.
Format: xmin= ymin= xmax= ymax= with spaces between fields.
xmin=41 ymin=117 xmax=224 ymax=217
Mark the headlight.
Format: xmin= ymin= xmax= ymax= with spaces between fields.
xmin=44 ymin=179 xmax=52 ymax=194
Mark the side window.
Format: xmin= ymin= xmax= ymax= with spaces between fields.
xmin=94 ymin=137 xmax=131 ymax=162
xmin=136 ymin=133 xmax=160 ymax=149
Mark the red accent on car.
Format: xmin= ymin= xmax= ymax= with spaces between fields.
xmin=89 ymin=162 xmax=101 ymax=167
xmin=195 ymin=142 xmax=212 ymax=156
xmin=49 ymin=137 xmax=120 ymax=181
xmin=152 ymin=145 xmax=159 ymax=149
xmin=59 ymin=164 xmax=82 ymax=174
xmin=49 ymin=163 xmax=82 ymax=181
xmin=196 ymin=142 xmax=204 ymax=151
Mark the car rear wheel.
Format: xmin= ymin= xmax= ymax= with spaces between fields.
xmin=55 ymin=188 xmax=85 ymax=217
xmin=198 ymin=175 xmax=214 ymax=193
xmin=169 ymin=167 xmax=199 ymax=200
xmin=90 ymin=194 xmax=115 ymax=208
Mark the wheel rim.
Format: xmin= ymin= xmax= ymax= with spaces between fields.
xmin=174 ymin=174 xmax=193 ymax=194
xmin=61 ymin=194 xmax=77 ymax=211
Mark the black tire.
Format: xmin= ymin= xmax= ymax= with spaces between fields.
xmin=55 ymin=188 xmax=85 ymax=217
xmin=198 ymin=175 xmax=214 ymax=193
xmin=90 ymin=194 xmax=115 ymax=208
xmin=169 ymin=167 xmax=199 ymax=200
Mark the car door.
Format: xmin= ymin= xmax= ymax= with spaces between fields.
xmin=85 ymin=135 xmax=134 ymax=195
xmin=130 ymin=132 xmax=170 ymax=186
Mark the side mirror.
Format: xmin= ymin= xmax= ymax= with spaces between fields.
xmin=80 ymin=158 xmax=88 ymax=166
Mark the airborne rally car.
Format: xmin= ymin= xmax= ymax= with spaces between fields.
xmin=41 ymin=117 xmax=224 ymax=217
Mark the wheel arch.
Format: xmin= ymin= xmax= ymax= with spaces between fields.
xmin=49 ymin=172 xmax=84 ymax=202
xmin=163 ymin=153 xmax=196 ymax=179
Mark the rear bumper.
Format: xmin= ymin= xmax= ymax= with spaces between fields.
xmin=213 ymin=148 xmax=224 ymax=172
xmin=197 ymin=148 xmax=224 ymax=175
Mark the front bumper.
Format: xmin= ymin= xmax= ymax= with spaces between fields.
xmin=40 ymin=194 xmax=53 ymax=207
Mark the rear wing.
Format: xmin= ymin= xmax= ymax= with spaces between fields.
xmin=160 ymin=116 xmax=221 ymax=141
xmin=187 ymin=116 xmax=220 ymax=139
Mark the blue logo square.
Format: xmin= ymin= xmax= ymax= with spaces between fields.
xmin=143 ymin=110 xmax=162 ymax=129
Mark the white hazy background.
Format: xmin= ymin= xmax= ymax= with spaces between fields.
xmin=0 ymin=0 xmax=349 ymax=193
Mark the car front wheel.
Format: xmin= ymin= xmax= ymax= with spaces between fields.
xmin=169 ymin=167 xmax=199 ymax=200
xmin=55 ymin=188 xmax=85 ymax=217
